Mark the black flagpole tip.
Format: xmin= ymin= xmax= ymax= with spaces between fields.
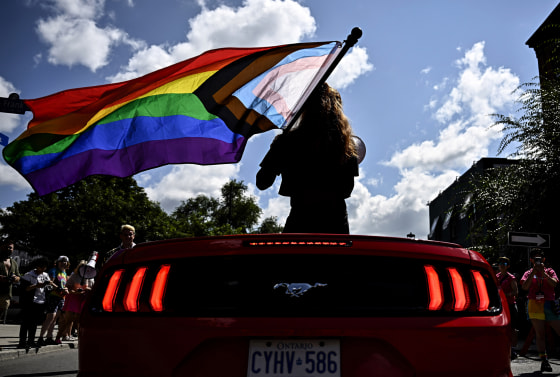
xmin=351 ymin=27 xmax=363 ymax=39
xmin=346 ymin=27 xmax=362 ymax=47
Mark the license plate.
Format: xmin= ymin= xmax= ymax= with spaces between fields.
xmin=247 ymin=339 xmax=340 ymax=377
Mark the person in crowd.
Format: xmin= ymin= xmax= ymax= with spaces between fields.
xmin=54 ymin=260 xmax=94 ymax=343
xmin=256 ymin=82 xmax=359 ymax=234
xmin=0 ymin=239 xmax=20 ymax=321
xmin=496 ymin=256 xmax=519 ymax=359
xmin=38 ymin=256 xmax=69 ymax=346
xmin=18 ymin=258 xmax=55 ymax=349
xmin=102 ymin=224 xmax=136 ymax=265
xmin=520 ymin=248 xmax=560 ymax=372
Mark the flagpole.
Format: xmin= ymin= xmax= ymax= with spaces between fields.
xmin=284 ymin=26 xmax=363 ymax=132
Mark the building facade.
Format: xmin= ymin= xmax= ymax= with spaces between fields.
xmin=428 ymin=158 xmax=516 ymax=247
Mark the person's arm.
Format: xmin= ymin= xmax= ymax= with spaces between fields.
xmin=27 ymin=280 xmax=46 ymax=291
xmin=256 ymin=136 xmax=283 ymax=190
xmin=24 ymin=276 xmax=51 ymax=292
xmin=543 ymin=268 xmax=558 ymax=288
xmin=256 ymin=168 xmax=277 ymax=190
xmin=510 ymin=278 xmax=519 ymax=298
xmin=521 ymin=270 xmax=534 ymax=291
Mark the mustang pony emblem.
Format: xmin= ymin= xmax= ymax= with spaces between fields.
xmin=273 ymin=282 xmax=328 ymax=298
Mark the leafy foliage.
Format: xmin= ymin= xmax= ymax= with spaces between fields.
xmin=1 ymin=173 xmax=283 ymax=265
xmin=468 ymin=75 xmax=560 ymax=266
xmin=172 ymin=179 xmax=281 ymax=236
xmin=0 ymin=176 xmax=176 ymax=262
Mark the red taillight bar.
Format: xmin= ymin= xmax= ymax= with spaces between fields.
xmin=448 ymin=268 xmax=468 ymax=311
xmin=424 ymin=265 xmax=444 ymax=311
xmin=124 ymin=267 xmax=148 ymax=312
xmin=472 ymin=270 xmax=490 ymax=311
xmin=102 ymin=269 xmax=124 ymax=312
xmin=245 ymin=240 xmax=352 ymax=247
xmin=150 ymin=265 xmax=171 ymax=312
xmin=425 ymin=265 xmax=491 ymax=312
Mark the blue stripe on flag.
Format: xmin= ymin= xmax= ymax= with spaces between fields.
xmin=0 ymin=132 xmax=9 ymax=147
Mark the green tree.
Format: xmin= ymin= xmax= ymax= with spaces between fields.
xmin=0 ymin=176 xmax=176 ymax=262
xmin=173 ymin=179 xmax=282 ymax=236
xmin=215 ymin=180 xmax=262 ymax=233
xmin=172 ymin=195 xmax=220 ymax=237
xmin=256 ymin=216 xmax=284 ymax=234
xmin=468 ymin=75 xmax=560 ymax=265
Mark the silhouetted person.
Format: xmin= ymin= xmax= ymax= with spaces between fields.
xmin=257 ymin=82 xmax=359 ymax=233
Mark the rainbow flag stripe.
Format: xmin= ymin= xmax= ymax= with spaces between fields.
xmin=3 ymin=41 xmax=340 ymax=195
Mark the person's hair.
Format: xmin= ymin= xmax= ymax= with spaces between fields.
xmin=74 ymin=260 xmax=87 ymax=273
xmin=1 ymin=239 xmax=14 ymax=248
xmin=498 ymin=256 xmax=510 ymax=264
xmin=531 ymin=248 xmax=544 ymax=258
xmin=295 ymin=82 xmax=356 ymax=163
xmin=32 ymin=257 xmax=50 ymax=269
xmin=121 ymin=224 xmax=135 ymax=234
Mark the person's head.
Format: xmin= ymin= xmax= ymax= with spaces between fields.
xmin=74 ymin=260 xmax=87 ymax=273
xmin=530 ymin=248 xmax=545 ymax=266
xmin=0 ymin=239 xmax=14 ymax=260
xmin=32 ymin=257 xmax=50 ymax=273
xmin=298 ymin=82 xmax=356 ymax=161
xmin=56 ymin=255 xmax=70 ymax=270
xmin=120 ymin=224 xmax=136 ymax=248
xmin=498 ymin=256 xmax=510 ymax=273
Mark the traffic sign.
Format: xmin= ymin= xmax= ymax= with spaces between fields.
xmin=508 ymin=232 xmax=550 ymax=248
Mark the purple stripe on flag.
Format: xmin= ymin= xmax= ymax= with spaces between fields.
xmin=26 ymin=137 xmax=247 ymax=195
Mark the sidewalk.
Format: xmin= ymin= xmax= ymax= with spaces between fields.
xmin=0 ymin=324 xmax=78 ymax=362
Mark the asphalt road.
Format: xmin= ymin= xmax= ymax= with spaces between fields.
xmin=0 ymin=346 xmax=557 ymax=377
xmin=0 ymin=348 xmax=78 ymax=377
xmin=511 ymin=355 xmax=560 ymax=376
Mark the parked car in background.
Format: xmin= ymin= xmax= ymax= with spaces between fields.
xmin=78 ymin=234 xmax=512 ymax=377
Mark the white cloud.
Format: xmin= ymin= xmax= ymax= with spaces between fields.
xmin=109 ymin=0 xmax=318 ymax=81
xmin=390 ymin=42 xmax=518 ymax=173
xmin=53 ymin=0 xmax=105 ymax=19
xmin=109 ymin=0 xmax=372 ymax=87
xmin=329 ymin=46 xmax=374 ymax=90
xmin=0 ymin=78 xmax=31 ymax=191
xmin=0 ymin=77 xmax=22 ymax=133
xmin=35 ymin=0 xmax=144 ymax=72
xmin=435 ymin=42 xmax=518 ymax=123
xmin=344 ymin=41 xmax=519 ymax=238
xmin=348 ymin=168 xmax=460 ymax=238
xmin=142 ymin=164 xmax=241 ymax=212
xmin=0 ymin=162 xmax=30 ymax=190
xmin=37 ymin=16 xmax=126 ymax=71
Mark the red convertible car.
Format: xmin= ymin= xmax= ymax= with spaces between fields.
xmin=78 ymin=234 xmax=512 ymax=377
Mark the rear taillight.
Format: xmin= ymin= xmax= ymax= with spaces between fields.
xmin=124 ymin=267 xmax=148 ymax=312
xmin=448 ymin=267 xmax=469 ymax=311
xmin=101 ymin=265 xmax=170 ymax=313
xmin=102 ymin=269 xmax=124 ymax=312
xmin=424 ymin=265 xmax=443 ymax=310
xmin=424 ymin=265 xmax=491 ymax=313
xmin=472 ymin=270 xmax=490 ymax=311
xmin=150 ymin=265 xmax=171 ymax=312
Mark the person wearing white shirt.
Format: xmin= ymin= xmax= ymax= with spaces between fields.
xmin=18 ymin=258 xmax=55 ymax=349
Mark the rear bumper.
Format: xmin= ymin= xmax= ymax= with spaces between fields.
xmin=78 ymin=314 xmax=512 ymax=377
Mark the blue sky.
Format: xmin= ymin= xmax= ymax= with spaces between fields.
xmin=0 ymin=0 xmax=557 ymax=239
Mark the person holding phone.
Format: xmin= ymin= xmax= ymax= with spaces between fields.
xmin=18 ymin=258 xmax=55 ymax=349
xmin=521 ymin=248 xmax=560 ymax=372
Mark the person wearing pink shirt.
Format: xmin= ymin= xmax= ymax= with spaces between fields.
xmin=496 ymin=256 xmax=519 ymax=359
xmin=521 ymin=248 xmax=560 ymax=372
